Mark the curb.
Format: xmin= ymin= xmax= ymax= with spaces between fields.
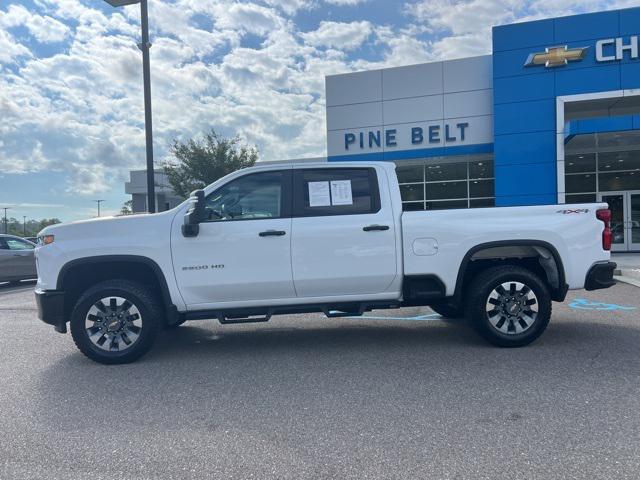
xmin=614 ymin=275 xmax=640 ymax=288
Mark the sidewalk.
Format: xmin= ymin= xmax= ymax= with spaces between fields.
xmin=612 ymin=252 xmax=640 ymax=287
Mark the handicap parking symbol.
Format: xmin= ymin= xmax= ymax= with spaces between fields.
xmin=569 ymin=298 xmax=636 ymax=311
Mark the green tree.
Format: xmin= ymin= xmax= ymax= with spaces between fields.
xmin=120 ymin=200 xmax=133 ymax=215
xmin=163 ymin=129 xmax=258 ymax=199
xmin=3 ymin=217 xmax=61 ymax=237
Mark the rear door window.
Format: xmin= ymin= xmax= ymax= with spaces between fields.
xmin=293 ymin=168 xmax=380 ymax=217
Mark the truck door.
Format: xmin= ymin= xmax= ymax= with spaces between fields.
xmin=171 ymin=169 xmax=296 ymax=307
xmin=291 ymin=167 xmax=397 ymax=297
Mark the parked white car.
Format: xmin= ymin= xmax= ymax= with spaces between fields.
xmin=35 ymin=162 xmax=616 ymax=364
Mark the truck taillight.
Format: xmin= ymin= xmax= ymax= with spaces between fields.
xmin=596 ymin=209 xmax=612 ymax=251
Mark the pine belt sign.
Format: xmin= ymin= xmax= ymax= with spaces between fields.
xmin=344 ymin=122 xmax=469 ymax=151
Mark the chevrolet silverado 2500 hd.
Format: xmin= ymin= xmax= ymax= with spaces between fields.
xmin=35 ymin=162 xmax=616 ymax=364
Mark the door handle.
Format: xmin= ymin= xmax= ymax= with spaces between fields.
xmin=363 ymin=225 xmax=390 ymax=232
xmin=259 ymin=230 xmax=286 ymax=237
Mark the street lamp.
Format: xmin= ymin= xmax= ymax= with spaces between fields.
xmin=2 ymin=207 xmax=10 ymax=234
xmin=23 ymin=216 xmax=27 ymax=237
xmin=104 ymin=0 xmax=156 ymax=213
xmin=94 ymin=200 xmax=105 ymax=217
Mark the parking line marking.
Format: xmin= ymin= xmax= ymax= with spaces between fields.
xmin=568 ymin=298 xmax=636 ymax=311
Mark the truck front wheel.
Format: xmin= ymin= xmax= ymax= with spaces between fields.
xmin=466 ymin=265 xmax=551 ymax=347
xmin=70 ymin=280 xmax=162 ymax=364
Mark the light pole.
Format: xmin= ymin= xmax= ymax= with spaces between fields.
xmin=2 ymin=207 xmax=10 ymax=234
xmin=104 ymin=0 xmax=156 ymax=213
xmin=94 ymin=200 xmax=105 ymax=217
xmin=23 ymin=216 xmax=26 ymax=237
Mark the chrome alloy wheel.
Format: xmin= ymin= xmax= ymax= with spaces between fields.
xmin=485 ymin=282 xmax=538 ymax=335
xmin=85 ymin=296 xmax=143 ymax=352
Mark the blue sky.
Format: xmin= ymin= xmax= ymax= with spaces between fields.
xmin=0 ymin=0 xmax=636 ymax=222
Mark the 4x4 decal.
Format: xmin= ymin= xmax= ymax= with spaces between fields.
xmin=556 ymin=208 xmax=589 ymax=214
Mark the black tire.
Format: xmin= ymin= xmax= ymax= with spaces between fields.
xmin=70 ymin=280 xmax=162 ymax=364
xmin=466 ymin=265 xmax=551 ymax=347
xmin=430 ymin=302 xmax=465 ymax=319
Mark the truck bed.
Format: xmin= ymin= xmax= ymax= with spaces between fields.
xmin=401 ymin=203 xmax=610 ymax=295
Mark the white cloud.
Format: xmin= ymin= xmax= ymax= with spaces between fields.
xmin=405 ymin=0 xmax=640 ymax=59
xmin=0 ymin=4 xmax=70 ymax=43
xmin=265 ymin=0 xmax=316 ymax=15
xmin=325 ymin=0 xmax=371 ymax=5
xmin=209 ymin=3 xmax=286 ymax=36
xmin=302 ymin=20 xmax=373 ymax=50
xmin=2 ymin=0 xmax=638 ymax=217
xmin=0 ymin=29 xmax=32 ymax=64
xmin=0 ymin=202 xmax=65 ymax=208
xmin=410 ymin=0 xmax=522 ymax=36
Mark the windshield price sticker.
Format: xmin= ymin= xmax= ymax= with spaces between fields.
xmin=308 ymin=180 xmax=354 ymax=207
xmin=330 ymin=180 xmax=353 ymax=205
xmin=308 ymin=181 xmax=331 ymax=207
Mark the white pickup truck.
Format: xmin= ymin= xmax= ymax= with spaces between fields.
xmin=35 ymin=162 xmax=616 ymax=364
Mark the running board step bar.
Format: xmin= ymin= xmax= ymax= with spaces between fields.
xmin=182 ymin=301 xmax=402 ymax=323
xmin=217 ymin=312 xmax=273 ymax=324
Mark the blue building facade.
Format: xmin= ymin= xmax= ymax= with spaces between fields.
xmin=492 ymin=7 xmax=640 ymax=206
xmin=325 ymin=7 xmax=640 ymax=250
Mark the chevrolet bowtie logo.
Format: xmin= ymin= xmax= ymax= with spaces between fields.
xmin=524 ymin=45 xmax=588 ymax=68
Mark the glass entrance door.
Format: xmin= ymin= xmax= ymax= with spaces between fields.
xmin=598 ymin=191 xmax=640 ymax=252
xmin=629 ymin=191 xmax=640 ymax=251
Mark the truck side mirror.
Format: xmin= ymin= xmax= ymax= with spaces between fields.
xmin=182 ymin=189 xmax=206 ymax=237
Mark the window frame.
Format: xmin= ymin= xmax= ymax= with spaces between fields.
xmin=292 ymin=167 xmax=381 ymax=218
xmin=202 ymin=169 xmax=293 ymax=223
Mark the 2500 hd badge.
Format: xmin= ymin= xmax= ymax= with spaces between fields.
xmin=182 ymin=264 xmax=225 ymax=271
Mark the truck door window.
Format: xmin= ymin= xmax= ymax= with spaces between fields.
xmin=293 ymin=168 xmax=380 ymax=217
xmin=204 ymin=170 xmax=291 ymax=222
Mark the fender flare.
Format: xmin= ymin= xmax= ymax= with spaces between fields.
xmin=452 ymin=240 xmax=568 ymax=302
xmin=57 ymin=255 xmax=176 ymax=313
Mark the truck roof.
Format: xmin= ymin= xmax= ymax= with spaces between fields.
xmin=249 ymin=161 xmax=397 ymax=171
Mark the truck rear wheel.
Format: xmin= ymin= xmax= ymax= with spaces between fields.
xmin=466 ymin=265 xmax=551 ymax=347
xmin=70 ymin=280 xmax=162 ymax=364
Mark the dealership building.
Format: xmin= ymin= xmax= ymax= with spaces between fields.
xmin=325 ymin=7 xmax=640 ymax=251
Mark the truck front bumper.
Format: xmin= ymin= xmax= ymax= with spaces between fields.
xmin=35 ymin=289 xmax=67 ymax=333
xmin=584 ymin=262 xmax=617 ymax=291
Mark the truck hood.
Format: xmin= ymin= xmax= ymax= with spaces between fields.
xmin=39 ymin=211 xmax=177 ymax=242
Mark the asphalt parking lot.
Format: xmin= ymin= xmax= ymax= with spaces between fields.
xmin=1 ymin=281 xmax=639 ymax=480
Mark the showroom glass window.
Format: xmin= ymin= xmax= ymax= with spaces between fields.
xmin=204 ymin=171 xmax=290 ymax=221
xmin=395 ymin=155 xmax=495 ymax=211
xmin=564 ymin=131 xmax=640 ymax=203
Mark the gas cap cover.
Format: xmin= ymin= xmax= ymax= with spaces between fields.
xmin=413 ymin=238 xmax=439 ymax=256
